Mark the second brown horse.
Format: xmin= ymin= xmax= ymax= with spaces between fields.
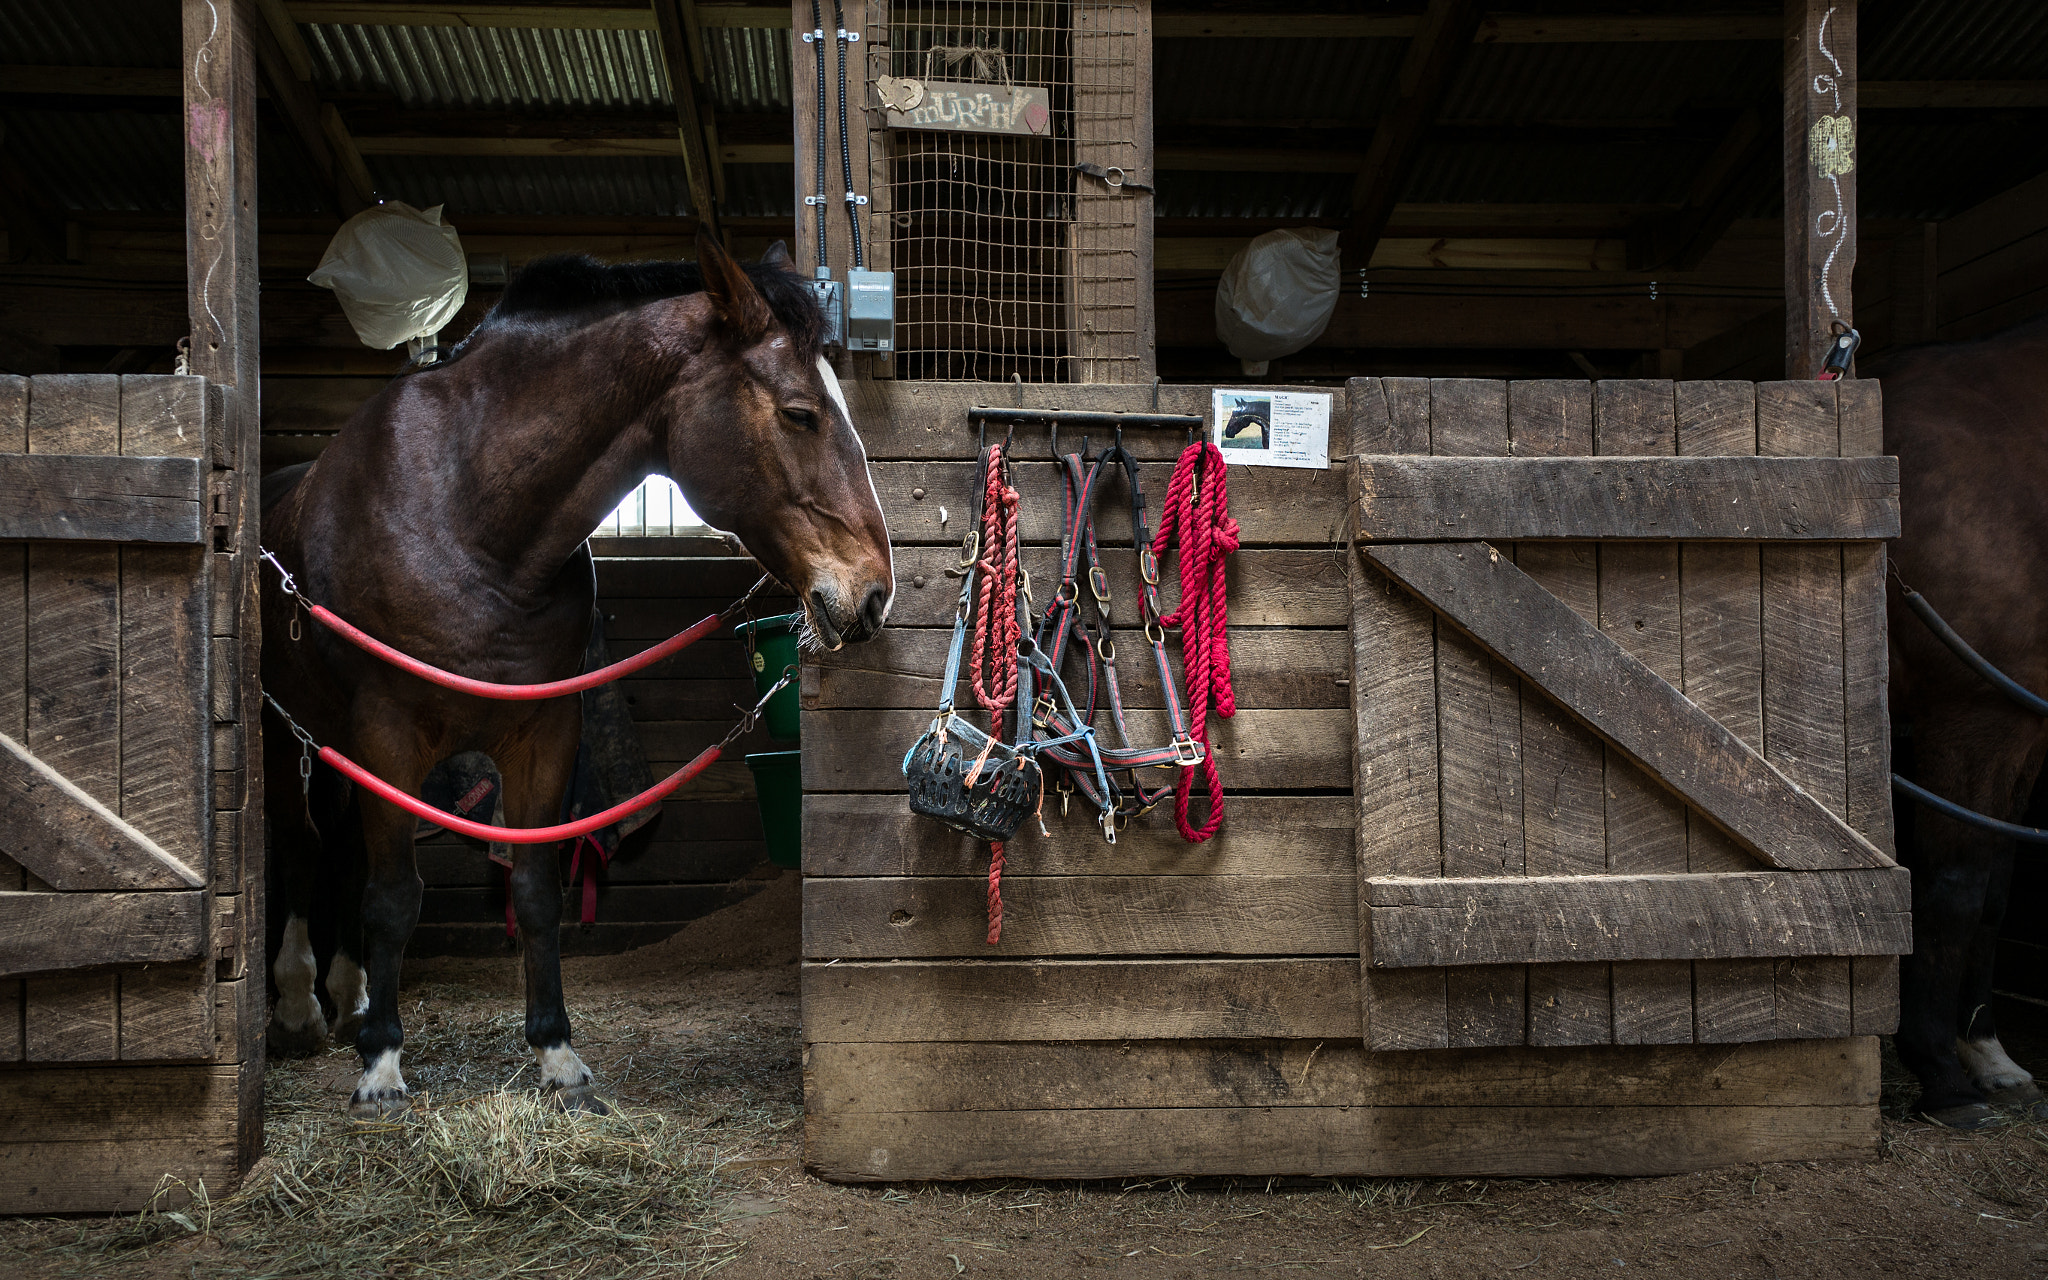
xmin=260 ymin=237 xmax=893 ymax=1117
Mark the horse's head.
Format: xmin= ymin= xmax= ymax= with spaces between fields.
xmin=660 ymin=235 xmax=893 ymax=650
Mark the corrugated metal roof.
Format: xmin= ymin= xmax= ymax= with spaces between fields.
xmin=0 ymin=107 xmax=330 ymax=215
xmin=1442 ymin=40 xmax=1776 ymax=121
xmin=1154 ymin=37 xmax=1405 ymax=123
xmin=305 ymin=23 xmax=671 ymax=110
xmin=1865 ymin=0 xmax=2048 ymax=81
xmin=702 ymin=26 xmax=793 ymax=114
xmin=1154 ymin=170 xmax=1350 ymax=221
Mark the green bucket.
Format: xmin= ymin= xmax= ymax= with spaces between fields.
xmin=746 ymin=750 xmax=803 ymax=869
xmin=735 ymin=612 xmax=803 ymax=742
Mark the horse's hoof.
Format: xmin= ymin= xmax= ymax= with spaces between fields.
xmin=1986 ymin=1080 xmax=2044 ymax=1107
xmin=1921 ymin=1102 xmax=2006 ymax=1130
xmin=348 ymin=1088 xmax=413 ymax=1121
xmin=550 ymin=1084 xmax=611 ymax=1116
xmin=265 ymin=1016 xmax=329 ymax=1059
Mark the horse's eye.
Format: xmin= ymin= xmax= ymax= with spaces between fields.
xmin=783 ymin=408 xmax=818 ymax=431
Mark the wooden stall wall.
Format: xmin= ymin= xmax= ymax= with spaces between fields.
xmin=0 ymin=373 xmax=260 ymax=1213
xmin=799 ymin=379 xmax=1884 ymax=1181
xmin=409 ymin=549 xmax=791 ymax=955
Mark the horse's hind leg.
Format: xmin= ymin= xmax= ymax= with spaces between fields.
xmin=1958 ymin=835 xmax=2042 ymax=1108
xmin=324 ymin=787 xmax=371 ymax=1047
xmin=500 ymin=715 xmax=608 ymax=1114
xmin=264 ymin=709 xmax=329 ymax=1057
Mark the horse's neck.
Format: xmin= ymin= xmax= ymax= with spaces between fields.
xmin=405 ymin=322 xmax=675 ymax=603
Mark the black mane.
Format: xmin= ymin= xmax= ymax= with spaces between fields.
xmin=445 ymin=250 xmax=827 ymax=362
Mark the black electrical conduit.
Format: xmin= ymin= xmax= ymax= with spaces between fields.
xmin=811 ymin=0 xmax=828 ymax=269
xmin=1890 ymin=580 xmax=2048 ymax=842
xmin=833 ymin=0 xmax=864 ymax=269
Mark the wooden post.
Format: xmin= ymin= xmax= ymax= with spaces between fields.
xmin=183 ymin=0 xmax=264 ymax=1171
xmin=791 ymin=0 xmax=884 ymax=377
xmin=1069 ymin=0 xmax=1154 ymax=383
xmin=1783 ymin=0 xmax=1857 ymax=378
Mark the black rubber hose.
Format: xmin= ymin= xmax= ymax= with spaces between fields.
xmin=1892 ymin=774 xmax=2048 ymax=843
xmin=1900 ymin=587 xmax=2048 ymax=717
xmin=812 ymin=0 xmax=828 ymax=268
xmin=833 ymin=0 xmax=863 ymax=268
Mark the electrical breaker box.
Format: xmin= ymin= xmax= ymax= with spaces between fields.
xmin=845 ymin=268 xmax=895 ymax=353
xmin=809 ymin=269 xmax=846 ymax=350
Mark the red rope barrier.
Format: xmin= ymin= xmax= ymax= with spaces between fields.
xmin=320 ymin=742 xmax=722 ymax=843
xmin=1152 ymin=441 xmax=1239 ymax=843
xmin=307 ymin=604 xmax=724 ymax=700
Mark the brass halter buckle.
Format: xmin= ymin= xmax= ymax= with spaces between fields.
xmin=1171 ymin=736 xmax=1205 ymax=767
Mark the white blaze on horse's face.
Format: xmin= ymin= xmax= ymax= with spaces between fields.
xmin=800 ymin=355 xmax=893 ymax=648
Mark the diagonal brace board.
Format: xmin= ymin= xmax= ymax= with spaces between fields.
xmin=1353 ymin=455 xmax=1899 ymax=542
xmin=0 ymin=732 xmax=205 ymax=890
xmin=1366 ymin=868 xmax=1910 ymax=967
xmin=0 ymin=453 xmax=206 ymax=543
xmin=1359 ymin=542 xmax=1890 ymax=871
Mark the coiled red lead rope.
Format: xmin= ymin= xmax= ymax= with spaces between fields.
xmin=1152 ymin=441 xmax=1239 ymax=842
xmin=966 ymin=443 xmax=1022 ymax=945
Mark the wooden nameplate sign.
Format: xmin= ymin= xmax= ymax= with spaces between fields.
xmin=877 ymin=76 xmax=1050 ymax=136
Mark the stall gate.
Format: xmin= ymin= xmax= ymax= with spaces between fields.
xmin=0 ymin=374 xmax=260 ymax=1212
xmin=800 ymin=377 xmax=1901 ymax=1180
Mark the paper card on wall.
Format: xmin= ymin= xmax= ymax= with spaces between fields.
xmin=1212 ymin=389 xmax=1331 ymax=469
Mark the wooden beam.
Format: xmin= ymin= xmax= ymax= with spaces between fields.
xmin=1784 ymin=0 xmax=1857 ymax=378
xmin=0 ymin=127 xmax=65 ymax=264
xmin=650 ymin=0 xmax=724 ymax=239
xmin=1158 ymin=236 xmax=1625 ymax=271
xmin=252 ymin=0 xmax=368 ymax=215
xmin=1343 ymin=0 xmax=1486 ymax=271
xmin=1352 ymin=455 xmax=1899 ymax=542
xmin=318 ymin=103 xmax=378 ymax=205
xmin=0 ymin=733 xmax=206 ymax=891
xmin=1154 ymin=14 xmax=1782 ymax=41
xmin=0 ymin=66 xmax=185 ymax=95
xmin=0 ymin=891 xmax=208 ymax=977
xmin=1364 ymin=868 xmax=1912 ymax=967
xmin=0 ymin=455 xmax=207 ymax=543
xmin=1358 ymin=540 xmax=1893 ymax=871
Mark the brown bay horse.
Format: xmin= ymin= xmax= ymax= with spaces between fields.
xmin=260 ymin=237 xmax=893 ymax=1118
xmin=1876 ymin=310 xmax=2048 ymax=1128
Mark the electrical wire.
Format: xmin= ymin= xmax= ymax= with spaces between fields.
xmin=833 ymin=0 xmax=864 ymax=268
xmin=811 ymin=0 xmax=828 ymax=268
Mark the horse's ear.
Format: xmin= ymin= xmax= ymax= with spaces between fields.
xmin=696 ymin=232 xmax=772 ymax=343
xmin=760 ymin=240 xmax=794 ymax=271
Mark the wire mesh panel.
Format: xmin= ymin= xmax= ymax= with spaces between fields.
xmin=877 ymin=1 xmax=1149 ymax=382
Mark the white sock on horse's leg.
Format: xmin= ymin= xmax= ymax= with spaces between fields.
xmin=1959 ymin=1035 xmax=2039 ymax=1097
xmin=348 ymin=1047 xmax=411 ymax=1119
xmin=269 ymin=914 xmax=325 ymax=1045
xmin=326 ymin=953 xmax=369 ymax=1040
xmin=536 ymin=1042 xmax=594 ymax=1091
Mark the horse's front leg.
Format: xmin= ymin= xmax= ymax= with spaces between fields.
xmin=345 ymin=736 xmax=430 ymax=1120
xmin=500 ymin=710 xmax=607 ymax=1113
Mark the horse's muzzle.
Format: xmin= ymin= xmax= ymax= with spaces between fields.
xmin=809 ymin=583 xmax=890 ymax=648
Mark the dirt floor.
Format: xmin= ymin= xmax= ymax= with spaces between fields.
xmin=6 ymin=868 xmax=2048 ymax=1278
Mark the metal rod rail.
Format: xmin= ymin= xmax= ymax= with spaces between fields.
xmin=968 ymin=407 xmax=1203 ymax=430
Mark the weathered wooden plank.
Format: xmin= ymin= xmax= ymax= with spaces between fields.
xmin=1429 ymin=379 xmax=1526 ymax=1048
xmin=1360 ymin=542 xmax=1889 ymax=872
xmin=0 ymin=381 xmax=21 ymax=1060
xmin=1348 ymin=377 xmax=1447 ymax=1052
xmin=0 ymin=1061 xmax=243 ymax=1142
xmin=1850 ymin=953 xmax=1901 ymax=1035
xmin=1366 ymin=868 xmax=1910 ymax=967
xmin=1840 ymin=374 xmax=1892 ymax=865
xmin=800 ymin=546 xmax=1349 ymax=629
xmin=801 ymin=708 xmax=1350 ymax=792
xmin=0 ymin=891 xmax=209 ymax=977
xmin=804 ymin=794 xmax=1354 ymax=878
xmin=118 ymin=961 xmax=212 ymax=1060
xmin=0 ymin=732 xmax=205 ymax=890
xmin=1594 ymin=380 xmax=1692 ymax=1044
xmin=0 ymin=454 xmax=208 ymax=543
xmin=1352 ymin=455 xmax=1899 ymax=542
xmin=805 ymin=1103 xmax=1876 ymax=1181
xmin=801 ymin=959 xmax=1362 ymax=1043
xmin=1775 ymin=955 xmax=1855 ymax=1039
xmin=0 ymin=1137 xmax=241 ymax=1214
xmin=806 ymin=1035 xmax=1878 ymax=1114
xmin=24 ymin=971 xmax=117 ymax=1061
xmin=1510 ymin=379 xmax=1609 ymax=1047
xmin=804 ymin=875 xmax=1358 ymax=960
xmin=868 ymin=460 xmax=1349 ymax=547
xmin=805 ymin=626 xmax=1350 ymax=710
xmin=1695 ymin=959 xmax=1779 ymax=1042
